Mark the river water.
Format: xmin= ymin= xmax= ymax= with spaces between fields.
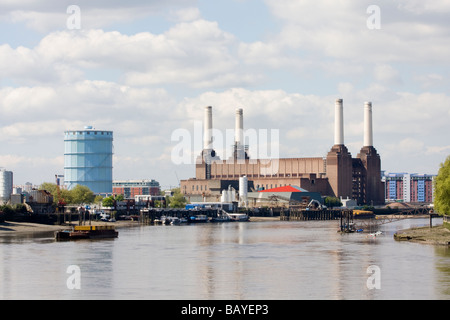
xmin=0 ymin=218 xmax=449 ymax=300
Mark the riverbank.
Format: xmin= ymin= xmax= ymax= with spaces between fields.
xmin=0 ymin=217 xmax=278 ymax=236
xmin=394 ymin=225 xmax=450 ymax=245
xmin=0 ymin=220 xmax=139 ymax=236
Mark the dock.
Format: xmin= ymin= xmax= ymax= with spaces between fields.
xmin=139 ymin=208 xmax=249 ymax=225
xmin=280 ymin=209 xmax=348 ymax=221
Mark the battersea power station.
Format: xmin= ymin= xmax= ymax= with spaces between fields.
xmin=180 ymin=99 xmax=384 ymax=206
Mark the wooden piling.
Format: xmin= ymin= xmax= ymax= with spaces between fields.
xmin=280 ymin=209 xmax=344 ymax=221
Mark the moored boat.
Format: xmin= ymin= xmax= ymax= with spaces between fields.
xmin=188 ymin=214 xmax=208 ymax=223
xmin=56 ymin=225 xmax=118 ymax=240
xmin=228 ymin=213 xmax=250 ymax=222
xmin=210 ymin=215 xmax=231 ymax=222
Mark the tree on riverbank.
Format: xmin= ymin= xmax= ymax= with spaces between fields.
xmin=39 ymin=183 xmax=95 ymax=205
xmin=167 ymin=188 xmax=187 ymax=208
xmin=434 ymin=155 xmax=450 ymax=216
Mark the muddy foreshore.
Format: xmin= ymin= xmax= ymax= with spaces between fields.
xmin=0 ymin=216 xmax=279 ymax=236
xmin=0 ymin=220 xmax=139 ymax=236
xmin=394 ymin=225 xmax=450 ymax=245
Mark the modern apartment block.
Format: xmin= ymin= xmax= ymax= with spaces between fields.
xmin=113 ymin=179 xmax=161 ymax=199
xmin=384 ymin=173 xmax=435 ymax=203
xmin=0 ymin=169 xmax=13 ymax=204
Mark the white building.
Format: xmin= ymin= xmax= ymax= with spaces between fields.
xmin=0 ymin=169 xmax=13 ymax=204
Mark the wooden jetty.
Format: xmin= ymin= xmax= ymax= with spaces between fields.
xmin=280 ymin=209 xmax=347 ymax=221
xmin=139 ymin=208 xmax=238 ymax=225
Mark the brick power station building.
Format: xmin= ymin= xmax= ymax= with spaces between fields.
xmin=180 ymin=99 xmax=384 ymax=206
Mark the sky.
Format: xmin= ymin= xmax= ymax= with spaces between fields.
xmin=0 ymin=0 xmax=449 ymax=190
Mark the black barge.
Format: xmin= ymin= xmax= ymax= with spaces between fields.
xmin=56 ymin=225 xmax=118 ymax=240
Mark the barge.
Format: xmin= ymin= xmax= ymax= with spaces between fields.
xmin=56 ymin=225 xmax=118 ymax=240
xmin=352 ymin=210 xmax=376 ymax=219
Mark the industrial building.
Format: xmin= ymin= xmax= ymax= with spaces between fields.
xmin=180 ymin=99 xmax=385 ymax=206
xmin=0 ymin=169 xmax=13 ymax=204
xmin=113 ymin=179 xmax=161 ymax=199
xmin=384 ymin=173 xmax=435 ymax=204
xmin=64 ymin=126 xmax=113 ymax=194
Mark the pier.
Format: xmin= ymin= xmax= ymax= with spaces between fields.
xmin=139 ymin=208 xmax=228 ymax=224
xmin=280 ymin=209 xmax=347 ymax=221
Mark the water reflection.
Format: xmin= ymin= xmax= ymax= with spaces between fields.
xmin=0 ymin=219 xmax=449 ymax=299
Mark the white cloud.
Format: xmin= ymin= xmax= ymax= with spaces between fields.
xmin=1 ymin=1 xmax=449 ymax=185
xmin=1 ymin=0 xmax=199 ymax=32
xmin=373 ymin=64 xmax=402 ymax=86
xmin=262 ymin=0 xmax=450 ymax=68
xmin=413 ymin=73 xmax=446 ymax=89
xmin=0 ymin=21 xmax=260 ymax=88
xmin=169 ymin=7 xmax=201 ymax=22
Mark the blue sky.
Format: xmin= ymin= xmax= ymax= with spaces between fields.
xmin=0 ymin=0 xmax=449 ymax=189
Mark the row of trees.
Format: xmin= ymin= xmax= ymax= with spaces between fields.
xmin=39 ymin=183 xmax=100 ymax=206
xmin=39 ymin=183 xmax=187 ymax=208
xmin=434 ymin=155 xmax=450 ymax=216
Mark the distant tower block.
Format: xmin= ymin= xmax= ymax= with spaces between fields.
xmin=64 ymin=126 xmax=113 ymax=194
xmin=0 ymin=169 xmax=13 ymax=204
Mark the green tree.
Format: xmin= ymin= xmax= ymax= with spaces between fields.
xmin=94 ymin=195 xmax=104 ymax=204
xmin=39 ymin=182 xmax=59 ymax=205
xmin=324 ymin=196 xmax=342 ymax=208
xmin=71 ymin=184 xmax=95 ymax=204
xmin=38 ymin=182 xmax=95 ymax=205
xmin=102 ymin=196 xmax=115 ymax=207
xmin=168 ymin=188 xmax=187 ymax=208
xmin=434 ymin=155 xmax=450 ymax=216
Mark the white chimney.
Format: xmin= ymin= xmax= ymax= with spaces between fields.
xmin=235 ymin=108 xmax=243 ymax=145
xmin=204 ymin=106 xmax=213 ymax=150
xmin=235 ymin=108 xmax=244 ymax=159
xmin=364 ymin=101 xmax=373 ymax=147
xmin=334 ymin=98 xmax=344 ymax=145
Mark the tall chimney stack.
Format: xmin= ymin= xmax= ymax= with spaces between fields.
xmin=334 ymin=98 xmax=344 ymax=145
xmin=235 ymin=108 xmax=244 ymax=159
xmin=363 ymin=101 xmax=373 ymax=147
xmin=204 ymin=106 xmax=213 ymax=150
xmin=235 ymin=108 xmax=243 ymax=145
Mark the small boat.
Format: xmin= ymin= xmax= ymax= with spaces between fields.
xmin=170 ymin=217 xmax=181 ymax=225
xmin=168 ymin=217 xmax=187 ymax=225
xmin=368 ymin=231 xmax=382 ymax=238
xmin=228 ymin=213 xmax=250 ymax=222
xmin=210 ymin=215 xmax=231 ymax=222
xmin=188 ymin=215 xmax=209 ymax=223
xmin=56 ymin=225 xmax=118 ymax=241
